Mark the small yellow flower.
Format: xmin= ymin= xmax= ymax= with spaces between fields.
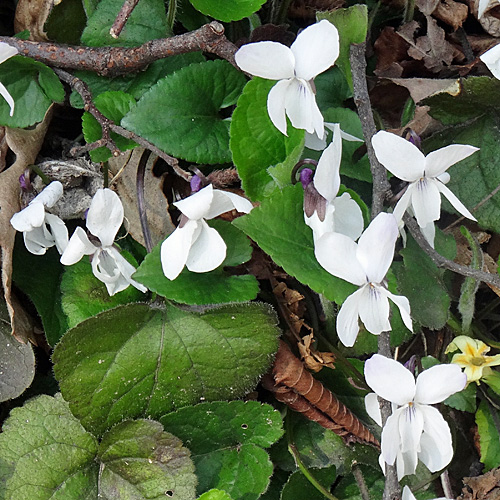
xmin=446 ymin=336 xmax=500 ymax=384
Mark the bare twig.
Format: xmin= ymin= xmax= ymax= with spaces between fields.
xmin=0 ymin=21 xmax=238 ymax=77
xmin=54 ymin=68 xmax=191 ymax=182
xmin=110 ymin=0 xmax=141 ymax=38
xmin=440 ymin=470 xmax=454 ymax=499
xmin=352 ymin=463 xmax=371 ymax=500
xmin=404 ymin=214 xmax=500 ymax=289
xmin=350 ymin=41 xmax=399 ymax=500
xmin=350 ymin=43 xmax=391 ymax=219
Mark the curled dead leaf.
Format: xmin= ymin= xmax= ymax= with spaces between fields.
xmin=108 ymin=148 xmax=174 ymax=248
xmin=0 ymin=106 xmax=53 ymax=342
xmin=297 ymin=333 xmax=336 ymax=372
xmin=14 ymin=0 xmax=61 ymax=41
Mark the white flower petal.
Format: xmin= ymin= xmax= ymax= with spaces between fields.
xmin=304 ymin=130 xmax=327 ymax=150
xmin=291 ymin=20 xmax=339 ymax=81
xmin=331 ymin=193 xmax=364 ymax=241
xmin=186 ymin=220 xmax=226 ymax=273
xmin=205 ymin=189 xmax=253 ymax=219
xmin=393 ymin=184 xmax=414 ymax=223
xmin=357 ymin=212 xmax=398 ymax=283
xmin=175 ymin=184 xmax=214 ymax=220
xmin=480 ymin=44 xmax=500 ymax=79
xmin=86 ymin=188 xmax=124 ymax=246
xmin=399 ymin=404 xmax=424 ymax=453
xmin=314 ymin=232 xmax=366 ymax=285
xmin=0 ymin=81 xmax=15 ymax=117
xmin=425 ymin=144 xmax=479 ymax=178
xmin=24 ymin=225 xmax=54 ymax=255
xmin=0 ymin=42 xmax=18 ymax=64
xmin=267 ymin=79 xmax=291 ymax=136
xmin=380 ymin=409 xmax=404 ymax=466
xmin=364 ymin=354 xmax=416 ymax=405
xmin=396 ymin=449 xmax=419 ymax=480
xmin=411 ymin=177 xmax=442 ymax=227
xmin=107 ymin=246 xmax=148 ymax=293
xmin=161 ymin=219 xmax=200 ymax=280
xmin=418 ymin=405 xmax=454 ymax=472
xmin=60 ymin=226 xmax=96 ymax=265
xmin=305 ymin=203 xmax=336 ymax=242
xmin=235 ymin=41 xmax=295 ymax=80
xmin=31 ymin=181 xmax=63 ymax=208
xmin=357 ymin=284 xmax=391 ymax=335
xmin=284 ymin=78 xmax=316 ymax=134
xmin=10 ymin=203 xmax=45 ymax=232
xmin=415 ymin=363 xmax=466 ymax=404
xmin=336 ymin=289 xmax=362 ymax=347
xmin=365 ymin=392 xmax=383 ymax=426
xmin=402 ymin=486 xmax=416 ymax=500
xmin=314 ymin=127 xmax=341 ymax=201
xmin=437 ymin=182 xmax=477 ymax=221
xmin=381 ymin=288 xmax=413 ymax=332
xmin=372 ymin=131 xmax=426 ymax=181
xmin=45 ymin=213 xmax=69 ymax=254
xmin=91 ymin=248 xmax=122 ymax=289
xmin=420 ymin=221 xmax=436 ymax=248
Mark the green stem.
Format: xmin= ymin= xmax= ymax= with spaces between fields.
xmin=403 ymin=0 xmax=415 ymax=23
xmin=167 ymin=0 xmax=177 ymax=30
xmin=28 ymin=165 xmax=51 ymax=185
xmin=275 ymin=0 xmax=293 ymax=24
xmin=315 ymin=332 xmax=370 ymax=391
xmin=286 ymin=417 xmax=339 ymax=500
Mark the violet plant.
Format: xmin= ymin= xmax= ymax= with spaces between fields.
xmin=2 ymin=3 xmax=500 ymax=500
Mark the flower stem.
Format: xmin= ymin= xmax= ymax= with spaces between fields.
xmin=167 ymin=0 xmax=177 ymax=31
xmin=286 ymin=417 xmax=339 ymax=500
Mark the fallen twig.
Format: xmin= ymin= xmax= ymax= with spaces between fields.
xmin=0 ymin=21 xmax=238 ymax=77
xmin=54 ymin=69 xmax=191 ymax=181
xmin=110 ymin=0 xmax=141 ymax=38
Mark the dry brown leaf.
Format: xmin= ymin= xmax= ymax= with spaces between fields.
xmin=388 ymin=77 xmax=459 ymax=103
xmin=108 ymin=148 xmax=174 ymax=248
xmin=374 ymin=26 xmax=411 ymax=77
xmin=14 ymin=0 xmax=61 ymax=41
xmin=400 ymin=16 xmax=455 ymax=72
xmin=415 ymin=0 xmax=440 ymax=15
xmin=288 ymin=0 xmax=344 ymax=18
xmin=0 ymin=106 xmax=53 ymax=342
xmin=459 ymin=467 xmax=500 ymax=500
xmin=0 ymin=127 xmax=7 ymax=173
xmin=297 ymin=333 xmax=336 ymax=372
xmin=434 ymin=0 xmax=469 ymax=30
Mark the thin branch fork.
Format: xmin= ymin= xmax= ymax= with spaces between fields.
xmin=404 ymin=214 xmax=500 ymax=289
xmin=0 ymin=21 xmax=238 ymax=77
xmin=55 ymin=68 xmax=191 ymax=181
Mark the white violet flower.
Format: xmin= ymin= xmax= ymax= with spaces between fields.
xmin=0 ymin=42 xmax=18 ymax=116
xmin=10 ymin=180 xmax=68 ymax=255
xmin=372 ymin=130 xmax=478 ymax=247
xmin=301 ymin=124 xmax=364 ymax=242
xmin=161 ymin=183 xmax=253 ymax=280
xmin=364 ymin=354 xmax=467 ymax=480
xmin=60 ymin=188 xmax=147 ymax=296
xmin=235 ymin=19 xmax=339 ymax=138
xmin=305 ymin=121 xmax=363 ymax=151
xmin=402 ymin=485 xmax=446 ymax=500
xmin=480 ymin=43 xmax=500 ymax=80
xmin=314 ymin=212 xmax=412 ymax=347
